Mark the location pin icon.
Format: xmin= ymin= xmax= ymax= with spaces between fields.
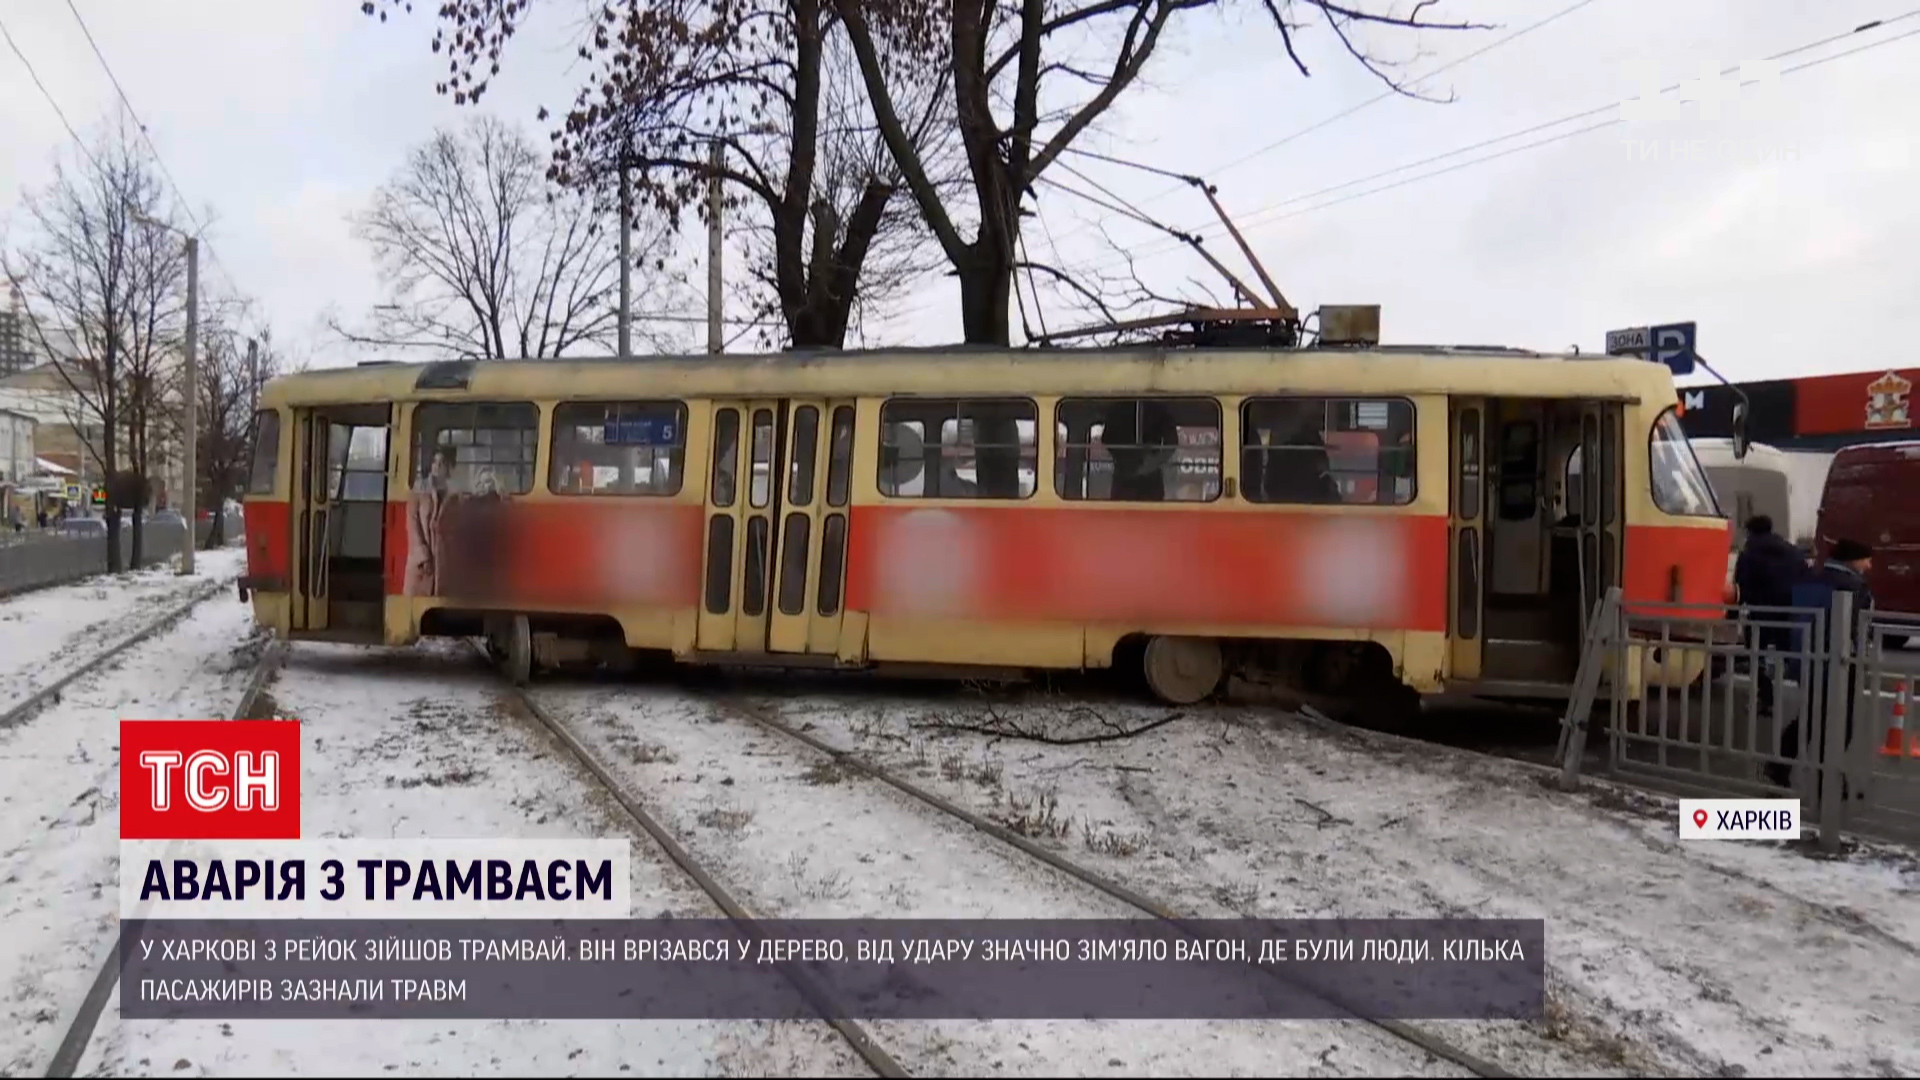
xmin=1692 ymin=809 xmax=1709 ymax=829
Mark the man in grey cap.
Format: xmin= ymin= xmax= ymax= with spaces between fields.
xmin=1766 ymin=538 xmax=1875 ymax=792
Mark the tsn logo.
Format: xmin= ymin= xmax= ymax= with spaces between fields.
xmin=120 ymin=721 xmax=301 ymax=840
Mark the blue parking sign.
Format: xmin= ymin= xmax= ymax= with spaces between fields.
xmin=1649 ymin=322 xmax=1697 ymax=376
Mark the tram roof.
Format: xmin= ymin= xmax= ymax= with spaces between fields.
xmin=260 ymin=344 xmax=1675 ymax=408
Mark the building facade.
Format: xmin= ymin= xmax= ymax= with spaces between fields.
xmin=0 ymin=286 xmax=29 ymax=378
xmin=0 ymin=362 xmax=185 ymax=511
xmin=1675 ymin=366 xmax=1920 ymax=451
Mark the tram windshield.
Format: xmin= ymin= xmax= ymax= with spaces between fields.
xmin=1649 ymin=407 xmax=1721 ymax=518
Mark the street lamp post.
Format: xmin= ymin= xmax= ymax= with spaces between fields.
xmin=129 ymin=208 xmax=197 ymax=575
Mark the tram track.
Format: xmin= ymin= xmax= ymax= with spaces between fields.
xmin=476 ymin=643 xmax=910 ymax=1080
xmin=699 ymin=688 xmax=1521 ymax=1077
xmin=0 ymin=578 xmax=233 ymax=731
xmin=677 ymin=669 xmax=1821 ymax=1079
xmin=39 ymin=637 xmax=285 ymax=1079
xmin=494 ymin=654 xmax=1519 ymax=1079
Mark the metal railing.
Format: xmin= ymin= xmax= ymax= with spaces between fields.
xmin=0 ymin=512 xmax=242 ymax=597
xmin=1559 ymin=587 xmax=1920 ymax=850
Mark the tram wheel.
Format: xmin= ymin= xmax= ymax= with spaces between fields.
xmin=1142 ymin=636 xmax=1223 ymax=706
xmin=504 ymin=614 xmax=532 ymax=687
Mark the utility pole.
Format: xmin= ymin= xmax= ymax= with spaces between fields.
xmin=180 ymin=235 xmax=197 ymax=574
xmin=129 ymin=207 xmax=198 ymax=570
xmin=246 ymin=337 xmax=259 ymax=409
xmin=707 ymin=140 xmax=723 ymax=355
xmin=618 ymin=155 xmax=632 ymax=357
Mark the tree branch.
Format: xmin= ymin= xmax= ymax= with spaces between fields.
xmin=832 ymin=0 xmax=968 ymax=260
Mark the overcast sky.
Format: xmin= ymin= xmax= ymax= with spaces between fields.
xmin=0 ymin=0 xmax=1912 ymax=383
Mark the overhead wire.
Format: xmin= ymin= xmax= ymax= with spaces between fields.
xmin=58 ymin=0 xmax=244 ymax=297
xmin=1050 ymin=0 xmax=1609 ymax=245
xmin=1120 ymin=10 xmax=1920 ymax=263
xmin=0 ymin=11 xmax=101 ymax=173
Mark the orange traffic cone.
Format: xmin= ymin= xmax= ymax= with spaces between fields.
xmin=1881 ymin=679 xmax=1913 ymax=757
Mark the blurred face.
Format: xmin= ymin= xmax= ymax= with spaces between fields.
xmin=431 ymin=453 xmax=452 ymax=481
xmin=1852 ymin=556 xmax=1873 ymax=573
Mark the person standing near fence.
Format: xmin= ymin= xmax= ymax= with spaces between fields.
xmin=1767 ymin=538 xmax=1875 ymax=792
xmin=1735 ymin=515 xmax=1806 ymax=717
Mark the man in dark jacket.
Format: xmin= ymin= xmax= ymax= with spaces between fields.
xmin=1765 ymin=538 xmax=1875 ymax=793
xmin=1734 ymin=516 xmax=1807 ymax=716
xmin=1735 ymin=516 xmax=1803 ymax=608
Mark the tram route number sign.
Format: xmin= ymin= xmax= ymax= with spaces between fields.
xmin=1605 ymin=322 xmax=1697 ymax=377
xmin=604 ymin=418 xmax=678 ymax=446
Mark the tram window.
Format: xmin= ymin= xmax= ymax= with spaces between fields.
xmin=336 ymin=427 xmax=389 ymax=502
xmin=711 ymin=408 xmax=740 ymax=508
xmin=411 ymin=402 xmax=538 ymax=495
xmin=777 ymin=512 xmax=811 ymax=615
xmin=704 ymin=516 xmax=734 ymax=614
xmin=1241 ymin=397 xmax=1415 ymax=506
xmin=247 ymin=410 xmax=280 ymax=495
xmin=878 ymin=398 xmax=1036 ymax=499
xmin=1055 ymin=398 xmax=1219 ymax=502
xmin=548 ymin=400 xmax=686 ymax=496
xmin=825 ymin=406 xmax=854 ymax=508
xmin=1649 ymin=406 xmax=1721 ymax=518
xmin=787 ymin=405 xmax=820 ymax=505
xmin=749 ymin=409 xmax=776 ymax=508
xmin=743 ymin=515 xmax=770 ymax=615
xmin=818 ymin=513 xmax=847 ymax=615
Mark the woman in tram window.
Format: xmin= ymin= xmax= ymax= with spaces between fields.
xmin=404 ymin=445 xmax=456 ymax=597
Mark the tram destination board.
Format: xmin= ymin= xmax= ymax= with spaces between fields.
xmin=121 ymin=917 xmax=1544 ymax=1020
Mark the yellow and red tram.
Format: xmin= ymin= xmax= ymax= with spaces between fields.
xmin=238 ymin=345 xmax=1730 ymax=705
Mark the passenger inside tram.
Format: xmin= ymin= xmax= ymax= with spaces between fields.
xmin=1243 ymin=400 xmax=1340 ymax=504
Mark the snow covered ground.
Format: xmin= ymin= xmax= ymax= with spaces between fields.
xmin=5 ymin=564 xmax=1915 ymax=1078
xmin=0 ymin=583 xmax=262 ymax=1077
xmin=536 ymin=678 xmax=1469 ymax=1078
xmin=740 ymin=679 xmax=1920 ymax=1079
xmin=0 ymin=547 xmax=246 ymax=708
xmin=79 ymin=642 xmax=866 ymax=1078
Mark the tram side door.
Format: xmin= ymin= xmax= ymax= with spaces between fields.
xmin=698 ymin=401 xmax=782 ymax=652
xmin=766 ymin=400 xmax=856 ymax=654
xmin=292 ymin=409 xmax=343 ymax=632
xmin=1575 ymin=401 xmax=1624 ymax=638
xmin=1449 ymin=399 xmax=1489 ymax=681
xmin=697 ymin=399 xmax=859 ymax=656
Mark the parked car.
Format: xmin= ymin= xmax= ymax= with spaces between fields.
xmin=149 ymin=509 xmax=186 ymax=528
xmin=1814 ymin=441 xmax=1920 ymax=647
xmin=55 ymin=517 xmax=107 ymax=538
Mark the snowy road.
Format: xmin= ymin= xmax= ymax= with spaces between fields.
xmin=0 ymin=548 xmax=246 ymax=709
xmin=78 ymin=643 xmax=867 ymax=1078
xmin=749 ymin=678 xmax=1920 ymax=1079
xmin=0 ymin=562 xmax=259 ymax=1078
xmin=534 ymin=679 xmax=1472 ymax=1078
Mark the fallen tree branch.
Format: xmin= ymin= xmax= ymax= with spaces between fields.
xmin=911 ymin=706 xmax=1185 ymax=745
xmin=1293 ymin=796 xmax=1352 ymax=828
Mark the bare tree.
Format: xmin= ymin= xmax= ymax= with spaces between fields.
xmin=120 ymin=204 xmax=192 ymax=567
xmin=366 ymin=0 xmax=961 ymax=350
xmin=194 ymin=319 xmax=280 ymax=548
xmin=337 ymin=115 xmax=687 ymax=359
xmin=834 ymin=0 xmax=1490 ymax=345
xmin=9 ymin=122 xmax=187 ymax=571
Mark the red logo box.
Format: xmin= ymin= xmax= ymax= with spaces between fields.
xmin=120 ymin=721 xmax=301 ymax=840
